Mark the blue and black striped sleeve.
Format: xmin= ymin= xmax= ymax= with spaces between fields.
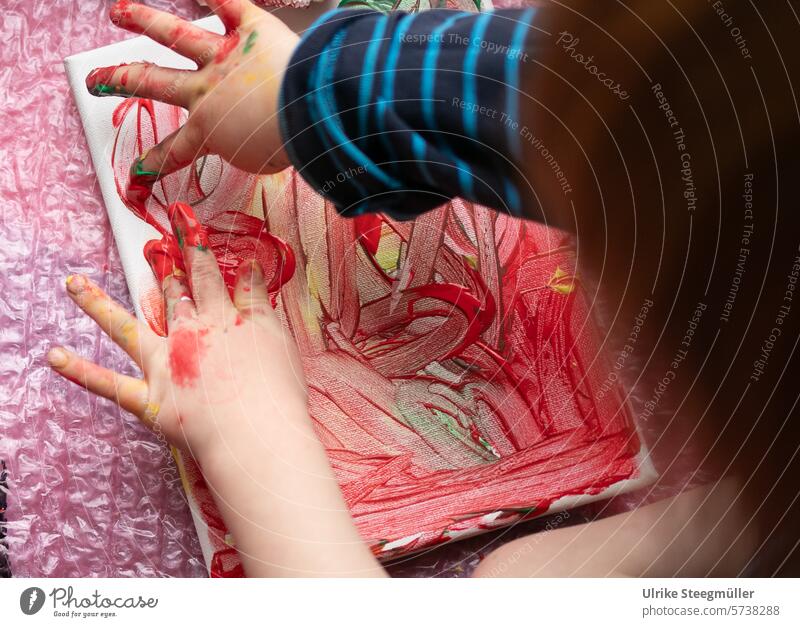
xmin=278 ymin=8 xmax=536 ymax=220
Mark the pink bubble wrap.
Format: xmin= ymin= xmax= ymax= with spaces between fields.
xmin=0 ymin=0 xmax=209 ymax=578
xmin=0 ymin=0 xmax=698 ymax=578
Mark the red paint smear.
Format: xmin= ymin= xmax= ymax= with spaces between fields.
xmin=168 ymin=328 xmax=209 ymax=387
xmin=139 ymin=285 xmax=166 ymax=338
xmin=111 ymin=97 xmax=646 ymax=575
xmin=85 ymin=64 xmax=128 ymax=91
xmin=214 ymin=32 xmax=241 ymax=64
xmin=111 ymin=99 xmax=295 ymax=304
xmin=354 ymin=214 xmax=383 ymax=256
xmin=169 ymin=202 xmax=209 ymax=249
xmin=144 ymin=236 xmax=184 ymax=284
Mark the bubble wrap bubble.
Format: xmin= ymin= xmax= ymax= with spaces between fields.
xmin=0 ymin=0 xmax=697 ymax=578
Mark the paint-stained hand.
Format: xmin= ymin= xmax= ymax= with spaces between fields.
xmin=86 ymin=0 xmax=298 ymax=193
xmin=48 ymin=202 xmax=308 ymax=457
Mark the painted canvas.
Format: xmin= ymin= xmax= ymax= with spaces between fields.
xmin=67 ymin=12 xmax=656 ymax=577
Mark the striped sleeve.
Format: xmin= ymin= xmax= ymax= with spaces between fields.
xmin=278 ymin=8 xmax=536 ymax=220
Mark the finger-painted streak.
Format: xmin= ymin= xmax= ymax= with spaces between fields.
xmin=109 ymin=93 xmax=644 ymax=566
xmin=168 ymin=328 xmax=209 ymax=387
xmin=111 ymin=99 xmax=168 ymax=234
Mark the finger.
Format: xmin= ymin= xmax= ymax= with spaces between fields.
xmin=168 ymin=202 xmax=231 ymax=320
xmin=48 ymin=347 xmax=150 ymax=418
xmin=144 ymin=237 xmax=197 ymax=328
xmin=86 ymin=63 xmax=195 ymax=108
xmin=130 ymin=121 xmax=206 ymax=191
xmin=65 ymin=274 xmax=159 ymax=369
xmin=233 ymin=260 xmax=275 ymax=320
xmin=109 ymin=1 xmax=224 ymax=66
xmin=205 ymin=0 xmax=254 ymax=31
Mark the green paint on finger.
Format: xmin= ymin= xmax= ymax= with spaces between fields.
xmin=91 ymin=83 xmax=131 ymax=97
xmin=131 ymin=157 xmax=159 ymax=182
xmin=243 ymin=31 xmax=258 ymax=54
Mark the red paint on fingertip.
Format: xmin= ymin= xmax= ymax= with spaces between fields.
xmin=169 ymin=202 xmax=210 ymax=250
xmin=86 ymin=65 xmax=125 ymax=90
xmin=109 ymin=0 xmax=135 ymax=25
xmin=144 ymin=236 xmax=185 ymax=283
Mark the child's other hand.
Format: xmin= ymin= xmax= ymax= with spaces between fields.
xmin=47 ymin=202 xmax=308 ymax=460
xmin=87 ymin=0 xmax=299 ymax=180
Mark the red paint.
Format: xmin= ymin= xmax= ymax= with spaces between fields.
xmin=110 ymin=96 xmax=646 ymax=576
xmin=168 ymin=327 xmax=209 ymax=387
xmin=111 ymin=98 xmax=296 ymax=309
xmin=144 ymin=236 xmax=184 ymax=283
xmin=86 ymin=64 xmax=127 ymax=91
xmin=214 ymin=32 xmax=241 ymax=64
xmin=111 ymin=98 xmax=165 ymax=233
xmin=169 ymin=202 xmax=209 ymax=249
xmin=354 ymin=214 xmax=383 ymax=256
xmin=139 ymin=285 xmax=166 ymax=338
xmin=109 ymin=0 xmax=134 ymax=24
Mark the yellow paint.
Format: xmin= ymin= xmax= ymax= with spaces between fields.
xmin=172 ymin=447 xmax=193 ymax=494
xmin=547 ymin=266 xmax=576 ymax=295
xmin=374 ymin=227 xmax=402 ymax=272
xmin=306 ymin=267 xmax=320 ymax=300
xmin=143 ymin=402 xmax=160 ymax=424
xmin=120 ymin=319 xmax=138 ymax=337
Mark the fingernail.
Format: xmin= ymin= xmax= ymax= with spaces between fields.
xmin=47 ymin=347 xmax=69 ymax=369
xmin=168 ymin=202 xmax=209 ymax=251
xmin=130 ymin=156 xmax=159 ymax=185
xmin=109 ymin=1 xmax=131 ymax=25
xmin=66 ymin=274 xmax=87 ymax=294
xmin=235 ymin=260 xmax=264 ymax=291
xmin=144 ymin=236 xmax=185 ymax=283
xmin=85 ymin=66 xmax=127 ymax=97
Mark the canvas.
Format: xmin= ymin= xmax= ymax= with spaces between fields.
xmin=66 ymin=11 xmax=656 ymax=577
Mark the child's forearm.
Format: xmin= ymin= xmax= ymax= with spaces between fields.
xmin=197 ymin=402 xmax=387 ymax=577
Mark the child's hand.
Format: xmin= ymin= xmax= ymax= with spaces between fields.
xmin=87 ymin=0 xmax=299 ymax=181
xmin=47 ymin=202 xmax=308 ymax=460
xmin=48 ymin=202 xmax=383 ymax=576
